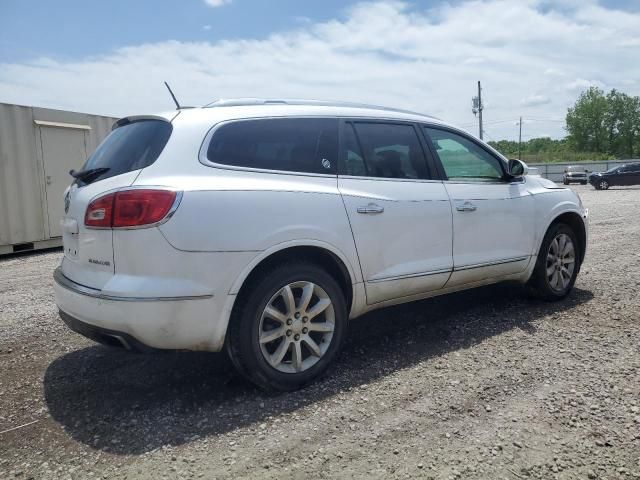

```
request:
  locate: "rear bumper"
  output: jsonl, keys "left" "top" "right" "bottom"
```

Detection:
{"left": 53, "top": 267, "right": 230, "bottom": 352}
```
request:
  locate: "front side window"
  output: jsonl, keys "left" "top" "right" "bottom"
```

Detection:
{"left": 206, "top": 118, "right": 338, "bottom": 174}
{"left": 424, "top": 127, "right": 505, "bottom": 182}
{"left": 342, "top": 122, "right": 429, "bottom": 179}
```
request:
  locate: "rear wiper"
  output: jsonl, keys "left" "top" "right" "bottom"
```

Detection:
{"left": 69, "top": 167, "right": 110, "bottom": 182}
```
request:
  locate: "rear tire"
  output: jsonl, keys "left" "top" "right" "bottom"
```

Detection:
{"left": 581, "top": 181, "right": 587, "bottom": 185}
{"left": 226, "top": 261, "right": 347, "bottom": 391}
{"left": 527, "top": 223, "right": 580, "bottom": 301}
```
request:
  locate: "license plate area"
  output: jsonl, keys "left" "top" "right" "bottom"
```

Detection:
{"left": 61, "top": 217, "right": 80, "bottom": 259}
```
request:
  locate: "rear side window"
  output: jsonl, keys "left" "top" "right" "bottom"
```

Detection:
{"left": 342, "top": 122, "right": 430, "bottom": 179}
{"left": 206, "top": 118, "right": 338, "bottom": 174}
{"left": 80, "top": 120, "right": 172, "bottom": 185}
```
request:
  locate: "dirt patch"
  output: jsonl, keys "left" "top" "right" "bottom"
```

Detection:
{"left": 1, "top": 185, "right": 639, "bottom": 479}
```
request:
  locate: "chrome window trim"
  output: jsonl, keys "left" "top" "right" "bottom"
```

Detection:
{"left": 54, "top": 267, "right": 213, "bottom": 302}
{"left": 198, "top": 116, "right": 340, "bottom": 178}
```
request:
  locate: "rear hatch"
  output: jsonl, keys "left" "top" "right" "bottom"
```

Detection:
{"left": 60, "top": 117, "right": 173, "bottom": 290}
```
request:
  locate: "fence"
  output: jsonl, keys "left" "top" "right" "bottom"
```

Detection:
{"left": 527, "top": 159, "right": 638, "bottom": 183}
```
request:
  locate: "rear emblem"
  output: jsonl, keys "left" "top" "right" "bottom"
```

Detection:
{"left": 321, "top": 158, "right": 331, "bottom": 170}
{"left": 64, "top": 191, "right": 70, "bottom": 214}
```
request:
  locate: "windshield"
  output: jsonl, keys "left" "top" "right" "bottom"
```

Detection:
{"left": 77, "top": 119, "right": 172, "bottom": 185}
{"left": 605, "top": 166, "right": 619, "bottom": 173}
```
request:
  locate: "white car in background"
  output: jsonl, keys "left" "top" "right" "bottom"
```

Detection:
{"left": 54, "top": 99, "right": 588, "bottom": 391}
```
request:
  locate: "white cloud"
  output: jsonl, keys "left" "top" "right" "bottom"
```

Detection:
{"left": 521, "top": 94, "right": 551, "bottom": 107}
{"left": 202, "top": 25, "right": 212, "bottom": 31}
{"left": 1, "top": 0, "right": 639, "bottom": 140}
{"left": 204, "top": 0, "right": 231, "bottom": 7}
{"left": 566, "top": 78, "right": 606, "bottom": 91}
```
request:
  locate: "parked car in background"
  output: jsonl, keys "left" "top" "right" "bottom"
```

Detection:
{"left": 53, "top": 99, "right": 589, "bottom": 391}
{"left": 563, "top": 165, "right": 589, "bottom": 185}
{"left": 588, "top": 163, "right": 640, "bottom": 190}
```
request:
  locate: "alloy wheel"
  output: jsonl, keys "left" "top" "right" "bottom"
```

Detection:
{"left": 546, "top": 233, "right": 576, "bottom": 292}
{"left": 258, "top": 281, "right": 335, "bottom": 373}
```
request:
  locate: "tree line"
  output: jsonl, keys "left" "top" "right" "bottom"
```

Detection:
{"left": 488, "top": 87, "right": 640, "bottom": 163}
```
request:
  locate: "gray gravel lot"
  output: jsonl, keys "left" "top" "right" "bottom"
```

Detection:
{"left": 1, "top": 184, "right": 639, "bottom": 479}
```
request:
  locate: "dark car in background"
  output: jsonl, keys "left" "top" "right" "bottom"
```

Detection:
{"left": 563, "top": 165, "right": 589, "bottom": 185}
{"left": 588, "top": 163, "right": 640, "bottom": 190}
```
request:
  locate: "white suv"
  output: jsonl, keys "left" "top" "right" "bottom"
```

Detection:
{"left": 54, "top": 99, "right": 588, "bottom": 390}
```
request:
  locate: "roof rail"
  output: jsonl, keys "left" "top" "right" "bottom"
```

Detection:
{"left": 203, "top": 98, "right": 437, "bottom": 119}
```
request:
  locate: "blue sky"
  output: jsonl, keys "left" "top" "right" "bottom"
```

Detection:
{"left": 0, "top": 0, "right": 354, "bottom": 62}
{"left": 1, "top": 0, "right": 639, "bottom": 140}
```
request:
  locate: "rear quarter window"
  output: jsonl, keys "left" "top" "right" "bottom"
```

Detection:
{"left": 79, "top": 119, "right": 172, "bottom": 185}
{"left": 206, "top": 118, "right": 338, "bottom": 174}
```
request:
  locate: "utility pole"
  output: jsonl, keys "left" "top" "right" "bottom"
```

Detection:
{"left": 518, "top": 116, "right": 523, "bottom": 160}
{"left": 471, "top": 81, "right": 484, "bottom": 140}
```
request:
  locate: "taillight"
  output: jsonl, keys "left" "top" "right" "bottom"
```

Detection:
{"left": 85, "top": 190, "right": 178, "bottom": 228}
{"left": 85, "top": 193, "right": 115, "bottom": 227}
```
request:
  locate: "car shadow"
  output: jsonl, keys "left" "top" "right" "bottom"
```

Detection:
{"left": 43, "top": 283, "right": 593, "bottom": 455}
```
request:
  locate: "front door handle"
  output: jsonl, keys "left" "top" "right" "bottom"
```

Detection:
{"left": 357, "top": 203, "right": 384, "bottom": 214}
{"left": 456, "top": 201, "right": 477, "bottom": 212}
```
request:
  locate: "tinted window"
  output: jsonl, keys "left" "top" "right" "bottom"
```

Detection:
{"left": 341, "top": 124, "right": 368, "bottom": 176}
{"left": 346, "top": 123, "right": 429, "bottom": 179}
{"left": 630, "top": 164, "right": 640, "bottom": 172}
{"left": 207, "top": 118, "right": 338, "bottom": 174}
{"left": 424, "top": 127, "right": 504, "bottom": 182}
{"left": 80, "top": 120, "right": 172, "bottom": 185}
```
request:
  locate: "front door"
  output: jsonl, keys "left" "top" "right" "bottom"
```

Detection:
{"left": 39, "top": 125, "right": 88, "bottom": 237}
{"left": 338, "top": 121, "right": 453, "bottom": 305}
{"left": 423, "top": 126, "right": 535, "bottom": 286}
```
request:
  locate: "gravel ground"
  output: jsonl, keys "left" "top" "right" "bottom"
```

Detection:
{"left": 1, "top": 184, "right": 639, "bottom": 480}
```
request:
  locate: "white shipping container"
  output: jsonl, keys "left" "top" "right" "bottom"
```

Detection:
{"left": 0, "top": 103, "right": 116, "bottom": 255}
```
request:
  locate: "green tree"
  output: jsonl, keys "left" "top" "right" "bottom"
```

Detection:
{"left": 566, "top": 87, "right": 609, "bottom": 153}
{"left": 605, "top": 89, "right": 640, "bottom": 158}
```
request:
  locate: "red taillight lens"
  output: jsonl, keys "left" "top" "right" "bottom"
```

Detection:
{"left": 113, "top": 190, "right": 177, "bottom": 227}
{"left": 85, "top": 193, "right": 115, "bottom": 227}
{"left": 85, "top": 190, "right": 177, "bottom": 228}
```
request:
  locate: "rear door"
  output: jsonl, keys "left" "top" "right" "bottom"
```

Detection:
{"left": 60, "top": 118, "right": 173, "bottom": 289}
{"left": 338, "top": 120, "right": 453, "bottom": 305}
{"left": 422, "top": 126, "right": 534, "bottom": 286}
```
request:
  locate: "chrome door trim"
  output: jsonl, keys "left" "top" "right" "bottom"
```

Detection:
{"left": 454, "top": 256, "right": 529, "bottom": 272}
{"left": 368, "top": 268, "right": 452, "bottom": 284}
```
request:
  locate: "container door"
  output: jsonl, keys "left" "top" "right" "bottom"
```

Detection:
{"left": 39, "top": 125, "right": 89, "bottom": 237}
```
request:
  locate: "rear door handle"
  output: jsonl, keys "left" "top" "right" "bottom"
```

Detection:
{"left": 357, "top": 203, "right": 384, "bottom": 214}
{"left": 456, "top": 201, "right": 477, "bottom": 212}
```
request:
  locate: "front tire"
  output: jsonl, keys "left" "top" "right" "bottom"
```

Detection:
{"left": 598, "top": 179, "right": 609, "bottom": 190}
{"left": 226, "top": 261, "right": 347, "bottom": 391}
{"left": 528, "top": 223, "right": 580, "bottom": 301}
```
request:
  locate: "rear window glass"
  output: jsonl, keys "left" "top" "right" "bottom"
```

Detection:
{"left": 206, "top": 118, "right": 338, "bottom": 174}
{"left": 79, "top": 119, "right": 172, "bottom": 184}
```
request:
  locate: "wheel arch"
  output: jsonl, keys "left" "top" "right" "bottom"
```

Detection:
{"left": 229, "top": 241, "right": 357, "bottom": 314}
{"left": 543, "top": 211, "right": 587, "bottom": 265}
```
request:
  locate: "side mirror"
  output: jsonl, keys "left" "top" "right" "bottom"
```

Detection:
{"left": 507, "top": 158, "right": 528, "bottom": 178}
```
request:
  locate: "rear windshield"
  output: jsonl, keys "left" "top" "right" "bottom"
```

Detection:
{"left": 78, "top": 119, "right": 172, "bottom": 185}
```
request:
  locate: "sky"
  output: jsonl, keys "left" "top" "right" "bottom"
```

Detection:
{"left": 1, "top": 0, "right": 639, "bottom": 141}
